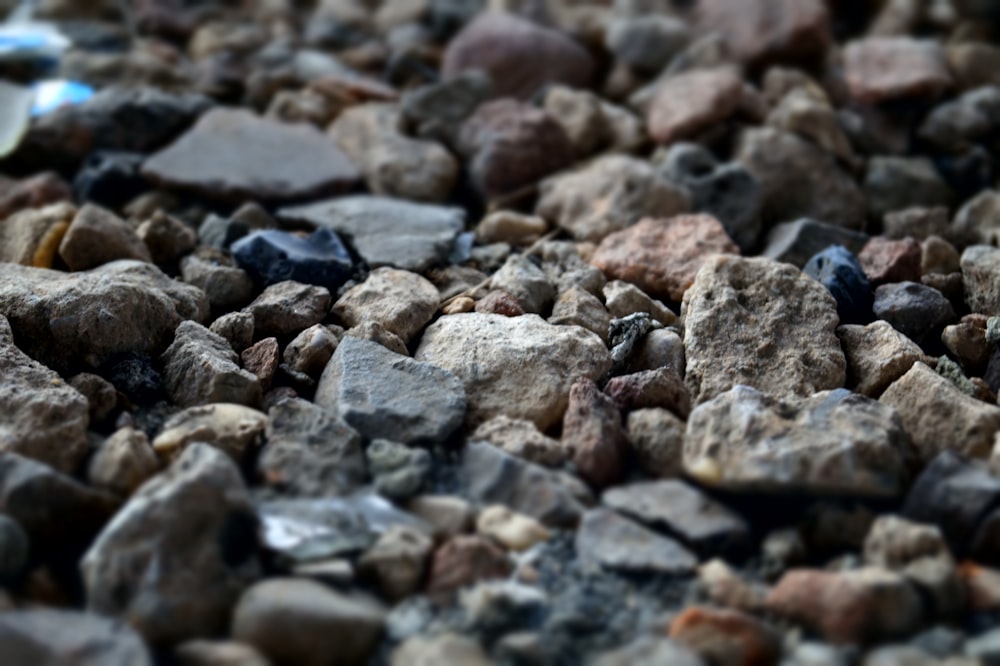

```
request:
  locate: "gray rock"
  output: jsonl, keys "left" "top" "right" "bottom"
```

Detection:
{"left": 685, "top": 386, "right": 912, "bottom": 497}
{"left": 161, "top": 321, "right": 262, "bottom": 408}
{"left": 470, "top": 416, "right": 567, "bottom": 467}
{"left": 181, "top": 255, "right": 255, "bottom": 312}
{"left": 316, "top": 337, "right": 465, "bottom": 446}
{"left": 69, "top": 372, "right": 117, "bottom": 423}
{"left": 681, "top": 255, "right": 846, "bottom": 404}
{"left": 0, "top": 314, "right": 89, "bottom": 474}
{"left": 0, "top": 260, "right": 208, "bottom": 371}
{"left": 575, "top": 508, "right": 698, "bottom": 574}
{"left": 242, "top": 280, "right": 331, "bottom": 340}
{"left": 919, "top": 85, "right": 1000, "bottom": 151}
{"left": 626, "top": 408, "right": 686, "bottom": 478}
{"left": 152, "top": 403, "right": 268, "bottom": 464}
{"left": 280, "top": 196, "right": 465, "bottom": 272}
{"left": 864, "top": 156, "right": 953, "bottom": 223}
{"left": 260, "top": 397, "right": 364, "bottom": 497}
{"left": 332, "top": 268, "right": 439, "bottom": 345}
{"left": 0, "top": 609, "right": 152, "bottom": 666}
{"left": 57, "top": 203, "right": 152, "bottom": 271}
{"left": 82, "top": 444, "right": 261, "bottom": 646}
{"left": 401, "top": 71, "right": 492, "bottom": 149}
{"left": 606, "top": 15, "right": 689, "bottom": 72}
{"left": 367, "top": 439, "right": 432, "bottom": 501}
{"left": 136, "top": 210, "right": 198, "bottom": 266}
{"left": 962, "top": 245, "right": 1000, "bottom": 316}
{"left": 415, "top": 313, "right": 612, "bottom": 430}
{"left": 462, "top": 440, "right": 590, "bottom": 527}
{"left": 761, "top": 218, "right": 870, "bottom": 268}
{"left": 873, "top": 282, "right": 955, "bottom": 345}
{"left": 489, "top": 254, "right": 556, "bottom": 315}
{"left": 232, "top": 578, "right": 386, "bottom": 666}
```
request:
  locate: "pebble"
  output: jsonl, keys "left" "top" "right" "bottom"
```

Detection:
{"left": 603, "top": 367, "right": 691, "bottom": 418}
{"left": 0, "top": 514, "right": 29, "bottom": 585}
{"left": 685, "top": 386, "right": 911, "bottom": 497}
{"left": 884, "top": 207, "right": 950, "bottom": 241}
{"left": 0, "top": 609, "right": 152, "bottom": 666}
{"left": 242, "top": 281, "right": 331, "bottom": 340}
{"left": 873, "top": 282, "right": 955, "bottom": 346}
{"left": 668, "top": 606, "right": 781, "bottom": 666}
{"left": 333, "top": 267, "right": 438, "bottom": 345}
{"left": 416, "top": 313, "right": 611, "bottom": 430}
{"left": 357, "top": 526, "right": 434, "bottom": 601}
{"left": 694, "top": 0, "right": 831, "bottom": 67}
{"left": 230, "top": 228, "right": 354, "bottom": 292}
{"left": 647, "top": 67, "right": 744, "bottom": 145}
{"left": 922, "top": 235, "right": 962, "bottom": 275}
{"left": 476, "top": 505, "right": 551, "bottom": 552}
{"left": 603, "top": 280, "right": 677, "bottom": 327}
{"left": 804, "top": 245, "right": 874, "bottom": 325}
{"left": 241, "top": 337, "right": 280, "bottom": 391}
{"left": 489, "top": 254, "right": 556, "bottom": 315}
{"left": 282, "top": 325, "right": 339, "bottom": 379}
{"left": 682, "top": 256, "right": 846, "bottom": 404}
{"left": 626, "top": 408, "right": 686, "bottom": 478}
{"left": 562, "top": 379, "right": 628, "bottom": 489}
{"left": 575, "top": 508, "right": 697, "bottom": 575}
{"left": 425, "top": 535, "right": 513, "bottom": 602}
{"left": 606, "top": 15, "right": 689, "bottom": 74}
{"left": 952, "top": 190, "right": 1000, "bottom": 248}
{"left": 57, "top": 203, "right": 152, "bottom": 270}
{"left": 152, "top": 402, "right": 268, "bottom": 465}
{"left": 475, "top": 210, "right": 549, "bottom": 247}
{"left": 136, "top": 210, "right": 198, "bottom": 266}
{"left": 767, "top": 87, "right": 857, "bottom": 166}
{"left": 161, "top": 321, "right": 262, "bottom": 408}
{"left": 231, "top": 578, "right": 385, "bottom": 666}
{"left": 407, "top": 495, "right": 474, "bottom": 541}
{"left": 762, "top": 218, "right": 870, "bottom": 268}
{"left": 844, "top": 37, "right": 953, "bottom": 104}
{"left": 864, "top": 157, "right": 953, "bottom": 225}
{"left": 72, "top": 150, "right": 146, "bottom": 209}
{"left": 470, "top": 415, "right": 567, "bottom": 467}
{"left": 180, "top": 254, "right": 255, "bottom": 312}
{"left": 367, "top": 439, "right": 432, "bottom": 500}
{"left": 0, "top": 202, "right": 74, "bottom": 268}
{"left": 343, "top": 321, "right": 410, "bottom": 356}
{"left": 209, "top": 311, "right": 255, "bottom": 354}
{"left": 549, "top": 286, "right": 612, "bottom": 343}
{"left": 837, "top": 320, "right": 925, "bottom": 398}
{"left": 401, "top": 71, "right": 492, "bottom": 149}
{"left": 392, "top": 633, "right": 491, "bottom": 666}
{"left": 142, "top": 108, "right": 360, "bottom": 203}
{"left": 942, "top": 319, "right": 991, "bottom": 372}
{"left": 0, "top": 171, "right": 72, "bottom": 220}
{"left": 88, "top": 426, "right": 160, "bottom": 497}
{"left": 859, "top": 237, "right": 924, "bottom": 287}
{"left": 82, "top": 444, "right": 260, "bottom": 646}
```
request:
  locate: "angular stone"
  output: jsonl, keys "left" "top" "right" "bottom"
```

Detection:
{"left": 231, "top": 228, "right": 354, "bottom": 292}
{"left": 576, "top": 508, "right": 697, "bottom": 575}
{"left": 647, "top": 67, "right": 744, "bottom": 145}
{"left": 767, "top": 87, "right": 856, "bottom": 165}
{"left": 626, "top": 408, "right": 686, "bottom": 479}
{"left": 837, "top": 320, "right": 924, "bottom": 398}
{"left": 873, "top": 282, "right": 955, "bottom": 345}
{"left": 604, "top": 367, "right": 691, "bottom": 419}
{"left": 161, "top": 321, "right": 262, "bottom": 408}
{"left": 82, "top": 444, "right": 261, "bottom": 646}
{"left": 69, "top": 372, "right": 117, "bottom": 423}
{"left": 603, "top": 280, "right": 677, "bottom": 327}
{"left": 283, "top": 325, "right": 340, "bottom": 379}
{"left": 0, "top": 201, "right": 74, "bottom": 267}
{"left": 549, "top": 286, "right": 612, "bottom": 343}
{"left": 694, "top": 0, "right": 831, "bottom": 67}
{"left": 880, "top": 362, "right": 1000, "bottom": 463}
{"left": 476, "top": 505, "right": 551, "bottom": 552}
{"left": 685, "top": 386, "right": 911, "bottom": 497}
{"left": 316, "top": 337, "right": 466, "bottom": 446}
{"left": 58, "top": 204, "right": 151, "bottom": 271}
{"left": 142, "top": 108, "right": 360, "bottom": 203}
{"left": 415, "top": 313, "right": 611, "bottom": 430}
{"left": 242, "top": 281, "right": 331, "bottom": 340}
{"left": 864, "top": 157, "right": 953, "bottom": 225}
{"left": 0, "top": 260, "right": 208, "bottom": 371}
{"left": 334, "top": 268, "right": 440, "bottom": 345}
{"left": 682, "top": 255, "right": 845, "bottom": 404}
{"left": 180, "top": 255, "right": 255, "bottom": 312}
{"left": 280, "top": 196, "right": 465, "bottom": 273}
{"left": 0, "top": 609, "right": 152, "bottom": 666}
{"left": 844, "top": 37, "right": 953, "bottom": 104}
{"left": 860, "top": 237, "right": 923, "bottom": 287}
{"left": 804, "top": 245, "right": 874, "bottom": 325}
{"left": 562, "top": 379, "right": 627, "bottom": 489}
{"left": 136, "top": 210, "right": 197, "bottom": 266}
{"left": 209, "top": 312, "right": 255, "bottom": 354}
{"left": 489, "top": 254, "right": 556, "bottom": 315}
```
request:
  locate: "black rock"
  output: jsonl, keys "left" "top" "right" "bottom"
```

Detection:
{"left": 72, "top": 151, "right": 148, "bottom": 208}
{"left": 873, "top": 281, "right": 955, "bottom": 346}
{"left": 804, "top": 245, "right": 874, "bottom": 325}
{"left": 0, "top": 514, "right": 29, "bottom": 585}
{"left": 762, "top": 218, "right": 870, "bottom": 268}
{"left": 231, "top": 228, "right": 354, "bottom": 291}
{"left": 103, "top": 352, "right": 165, "bottom": 407}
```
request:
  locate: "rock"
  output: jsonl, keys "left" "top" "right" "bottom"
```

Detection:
{"left": 161, "top": 321, "right": 262, "bottom": 408}
{"left": 470, "top": 416, "right": 567, "bottom": 467}
{"left": 232, "top": 578, "right": 385, "bottom": 666}
{"left": 873, "top": 282, "right": 955, "bottom": 346}
{"left": 884, "top": 207, "right": 950, "bottom": 241}
{"left": 542, "top": 86, "right": 617, "bottom": 157}
{"left": 316, "top": 337, "right": 465, "bottom": 446}
{"left": 401, "top": 71, "right": 492, "bottom": 149}
{"left": 685, "top": 386, "right": 911, "bottom": 497}
{"left": 942, "top": 318, "right": 990, "bottom": 372}
{"left": 860, "top": 237, "right": 924, "bottom": 287}
{"left": 778, "top": 570, "right": 925, "bottom": 650}
{"left": 962, "top": 245, "right": 1000, "bottom": 316}
{"left": 863, "top": 515, "right": 951, "bottom": 568}
{"left": 462, "top": 440, "right": 590, "bottom": 527}
{"left": 199, "top": 204, "right": 274, "bottom": 251}
{"left": 152, "top": 403, "right": 267, "bottom": 465}
{"left": 952, "top": 190, "right": 1000, "bottom": 248}
{"left": 416, "top": 313, "right": 611, "bottom": 430}
{"left": 82, "top": 444, "right": 260, "bottom": 646}
{"left": 392, "top": 633, "right": 491, "bottom": 666}
{"left": 475, "top": 210, "right": 549, "bottom": 246}
{"left": 425, "top": 535, "right": 512, "bottom": 602}
{"left": 407, "top": 495, "right": 474, "bottom": 540}
{"left": 0, "top": 171, "right": 71, "bottom": 221}
{"left": 549, "top": 286, "right": 612, "bottom": 343}
{"left": 136, "top": 210, "right": 198, "bottom": 267}
{"left": 476, "top": 505, "right": 551, "bottom": 552}
{"left": 736, "top": 128, "right": 866, "bottom": 230}
{"left": 0, "top": 260, "right": 208, "bottom": 371}
{"left": 57, "top": 203, "right": 151, "bottom": 271}
{"left": 0, "top": 202, "right": 74, "bottom": 267}
{"left": 682, "top": 255, "right": 846, "bottom": 404}
{"left": 607, "top": 15, "right": 689, "bottom": 73}
{"left": 962, "top": 562, "right": 1000, "bottom": 612}
{"left": 647, "top": 67, "right": 744, "bottom": 145}
{"left": 259, "top": 397, "right": 363, "bottom": 496}
{"left": 536, "top": 154, "right": 691, "bottom": 242}
{"left": 280, "top": 196, "right": 465, "bottom": 273}
{"left": 881, "top": 362, "right": 1000, "bottom": 463}
{"left": 368, "top": 440, "right": 432, "bottom": 501}
{"left": 344, "top": 321, "right": 409, "bottom": 356}
{"left": 88, "top": 427, "right": 160, "bottom": 497}
{"left": 475, "top": 290, "right": 525, "bottom": 317}
{"left": 241, "top": 338, "right": 279, "bottom": 391}
{"left": 283, "top": 324, "right": 340, "bottom": 378}
{"left": 0, "top": 609, "right": 152, "bottom": 666}
{"left": 458, "top": 99, "right": 574, "bottom": 199}
{"left": 804, "top": 246, "right": 874, "bottom": 325}
{"left": 626, "top": 408, "right": 686, "bottom": 478}
{"left": 231, "top": 228, "right": 354, "bottom": 292}
{"left": 604, "top": 367, "right": 691, "bottom": 418}
{"left": 243, "top": 281, "right": 332, "bottom": 340}
{"left": 357, "top": 526, "right": 434, "bottom": 601}
{"left": 694, "top": 0, "right": 831, "bottom": 67}
{"left": 844, "top": 37, "right": 953, "bottom": 104}
{"left": 441, "top": 12, "right": 594, "bottom": 99}
{"left": 142, "top": 108, "right": 360, "bottom": 203}
{"left": 209, "top": 312, "right": 255, "bottom": 354}
{"left": 562, "top": 379, "right": 628, "bottom": 489}
{"left": 767, "top": 87, "right": 856, "bottom": 165}
{"left": 104, "top": 352, "right": 167, "bottom": 406}
{"left": 333, "top": 268, "right": 438, "bottom": 345}
{"left": 668, "top": 606, "right": 781, "bottom": 666}
{"left": 592, "top": 636, "right": 704, "bottom": 666}
{"left": 180, "top": 255, "right": 255, "bottom": 312}
{"left": 923, "top": 235, "right": 962, "bottom": 276}
{"left": 173, "top": 640, "right": 270, "bottom": 666}
{"left": 837, "top": 321, "right": 925, "bottom": 398}
{"left": 489, "top": 254, "right": 556, "bottom": 315}
{"left": 591, "top": 215, "right": 739, "bottom": 303}
{"left": 330, "top": 102, "right": 457, "bottom": 202}
{"left": 0, "top": 315, "right": 90, "bottom": 474}
{"left": 0, "top": 513, "right": 28, "bottom": 584}
{"left": 603, "top": 280, "right": 677, "bottom": 327}
{"left": 762, "top": 218, "right": 870, "bottom": 268}
{"left": 69, "top": 372, "right": 117, "bottom": 423}
{"left": 575, "top": 508, "right": 698, "bottom": 575}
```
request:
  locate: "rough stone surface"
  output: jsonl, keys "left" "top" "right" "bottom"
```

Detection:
{"left": 161, "top": 321, "right": 262, "bottom": 408}
{"left": 88, "top": 427, "right": 160, "bottom": 497}
{"left": 762, "top": 218, "right": 870, "bottom": 268}
{"left": 152, "top": 403, "right": 268, "bottom": 464}
{"left": 332, "top": 268, "right": 438, "bottom": 344}
{"left": 180, "top": 255, "right": 255, "bottom": 312}
{"left": 562, "top": 379, "right": 628, "bottom": 489}
{"left": 576, "top": 508, "right": 698, "bottom": 575}
{"left": 860, "top": 237, "right": 924, "bottom": 287}
{"left": 283, "top": 324, "right": 339, "bottom": 379}
{"left": 603, "top": 368, "right": 691, "bottom": 419}
{"left": 242, "top": 281, "right": 331, "bottom": 340}
{"left": 873, "top": 281, "right": 956, "bottom": 345}
{"left": 417, "top": 314, "right": 611, "bottom": 430}
{"left": 668, "top": 606, "right": 781, "bottom": 666}
{"left": 647, "top": 67, "right": 744, "bottom": 145}
{"left": 626, "top": 408, "right": 686, "bottom": 479}
{"left": 0, "top": 202, "right": 75, "bottom": 267}
{"left": 837, "top": 321, "right": 925, "bottom": 398}
{"left": 681, "top": 256, "right": 846, "bottom": 404}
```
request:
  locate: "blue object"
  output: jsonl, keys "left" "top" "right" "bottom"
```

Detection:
{"left": 804, "top": 245, "right": 873, "bottom": 325}
{"left": 31, "top": 80, "right": 94, "bottom": 116}
{"left": 231, "top": 228, "right": 355, "bottom": 290}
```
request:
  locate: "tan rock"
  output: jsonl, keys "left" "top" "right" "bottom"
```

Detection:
{"left": 669, "top": 606, "right": 781, "bottom": 666}
{"left": 88, "top": 427, "right": 160, "bottom": 497}
{"left": 837, "top": 320, "right": 924, "bottom": 398}
{"left": 153, "top": 403, "right": 268, "bottom": 464}
{"left": 476, "top": 505, "right": 551, "bottom": 551}
{"left": 0, "top": 202, "right": 74, "bottom": 267}
{"left": 357, "top": 526, "right": 433, "bottom": 601}
{"left": 626, "top": 408, "right": 686, "bottom": 478}
{"left": 333, "top": 267, "right": 439, "bottom": 344}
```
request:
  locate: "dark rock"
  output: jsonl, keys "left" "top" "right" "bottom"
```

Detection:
{"left": 231, "top": 228, "right": 354, "bottom": 292}
{"left": 873, "top": 281, "right": 955, "bottom": 345}
{"left": 58, "top": 204, "right": 153, "bottom": 271}
{"left": 576, "top": 508, "right": 697, "bottom": 575}
{"left": 562, "top": 379, "right": 628, "bottom": 490}
{"left": 402, "top": 70, "right": 492, "bottom": 148}
{"left": 804, "top": 245, "right": 874, "bottom": 325}
{"left": 73, "top": 151, "right": 147, "bottom": 208}
{"left": 761, "top": 218, "right": 871, "bottom": 268}
{"left": 864, "top": 157, "right": 953, "bottom": 224}
{"left": 242, "top": 281, "right": 331, "bottom": 340}
{"left": 160, "top": 321, "right": 262, "bottom": 408}
{"left": 103, "top": 352, "right": 165, "bottom": 406}
{"left": 0, "top": 609, "right": 152, "bottom": 666}
{"left": 0, "top": 514, "right": 29, "bottom": 584}
{"left": 180, "top": 254, "right": 255, "bottom": 312}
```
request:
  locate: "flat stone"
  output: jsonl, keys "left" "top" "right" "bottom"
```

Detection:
{"left": 230, "top": 228, "right": 354, "bottom": 292}
{"left": 576, "top": 508, "right": 697, "bottom": 575}
{"left": 58, "top": 204, "right": 151, "bottom": 271}
{"left": 837, "top": 320, "right": 925, "bottom": 398}
{"left": 415, "top": 313, "right": 611, "bottom": 430}
{"left": 332, "top": 268, "right": 439, "bottom": 345}
{"left": 694, "top": 0, "right": 831, "bottom": 67}
{"left": 280, "top": 196, "right": 465, "bottom": 273}
{"left": 82, "top": 444, "right": 261, "bottom": 646}
{"left": 844, "top": 37, "right": 953, "bottom": 104}
{"left": 0, "top": 260, "right": 208, "bottom": 371}
{"left": 681, "top": 255, "right": 846, "bottom": 404}
{"left": 152, "top": 403, "right": 268, "bottom": 464}
{"left": 880, "top": 362, "right": 1000, "bottom": 463}
{"left": 142, "top": 108, "right": 360, "bottom": 203}
{"left": 160, "top": 321, "right": 262, "bottom": 408}
{"left": 762, "top": 218, "right": 870, "bottom": 268}
{"left": 647, "top": 67, "right": 744, "bottom": 145}
{"left": 0, "top": 609, "right": 152, "bottom": 666}
{"left": 316, "top": 337, "right": 466, "bottom": 446}
{"left": 232, "top": 578, "right": 385, "bottom": 666}
{"left": 684, "top": 386, "right": 911, "bottom": 497}
{"left": 242, "top": 281, "right": 332, "bottom": 340}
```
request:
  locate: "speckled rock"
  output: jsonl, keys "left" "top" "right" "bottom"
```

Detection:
{"left": 647, "top": 67, "right": 744, "bottom": 145}
{"left": 160, "top": 321, "right": 262, "bottom": 408}
{"left": 860, "top": 237, "right": 923, "bottom": 287}
{"left": 333, "top": 268, "right": 438, "bottom": 345}
{"left": 549, "top": 286, "right": 612, "bottom": 343}
{"left": 603, "top": 280, "right": 677, "bottom": 327}
{"left": 962, "top": 245, "right": 1000, "bottom": 316}
{"left": 242, "top": 281, "right": 331, "bottom": 340}
{"left": 681, "top": 256, "right": 846, "bottom": 404}
{"left": 416, "top": 313, "right": 612, "bottom": 430}
{"left": 136, "top": 210, "right": 197, "bottom": 266}
{"left": 487, "top": 254, "right": 555, "bottom": 315}
{"left": 837, "top": 321, "right": 925, "bottom": 398}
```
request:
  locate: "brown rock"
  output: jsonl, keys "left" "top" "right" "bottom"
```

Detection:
{"left": 837, "top": 320, "right": 924, "bottom": 398}
{"left": 603, "top": 368, "right": 691, "bottom": 419}
{"left": 442, "top": 13, "right": 594, "bottom": 100}
{"left": 626, "top": 408, "right": 685, "bottom": 478}
{"left": 0, "top": 171, "right": 72, "bottom": 220}
{"left": 591, "top": 215, "right": 739, "bottom": 302}
{"left": 844, "top": 37, "right": 953, "bottom": 104}
{"left": 562, "top": 379, "right": 627, "bottom": 489}
{"left": 58, "top": 204, "right": 152, "bottom": 271}
{"left": 859, "top": 237, "right": 923, "bottom": 287}
{"left": 475, "top": 290, "right": 525, "bottom": 317}
{"left": 695, "top": 0, "right": 832, "bottom": 67}
{"left": 669, "top": 606, "right": 781, "bottom": 666}
{"left": 647, "top": 67, "right": 744, "bottom": 145}
{"left": 425, "top": 535, "right": 512, "bottom": 602}
{"left": 960, "top": 562, "right": 1000, "bottom": 612}
{"left": 0, "top": 202, "right": 74, "bottom": 267}
{"left": 241, "top": 338, "right": 279, "bottom": 391}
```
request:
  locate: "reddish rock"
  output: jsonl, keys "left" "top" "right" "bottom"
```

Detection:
{"left": 859, "top": 237, "right": 923, "bottom": 286}
{"left": 475, "top": 290, "right": 525, "bottom": 317}
{"left": 695, "top": 0, "right": 832, "bottom": 68}
{"left": 241, "top": 337, "right": 280, "bottom": 391}
{"left": 959, "top": 562, "right": 1000, "bottom": 612}
{"left": 844, "top": 37, "right": 953, "bottom": 104}
{"left": 647, "top": 67, "right": 744, "bottom": 145}
{"left": 0, "top": 172, "right": 72, "bottom": 220}
{"left": 442, "top": 13, "right": 594, "bottom": 100}
{"left": 459, "top": 99, "right": 575, "bottom": 199}
{"left": 603, "top": 368, "right": 691, "bottom": 419}
{"left": 562, "top": 379, "right": 627, "bottom": 489}
{"left": 668, "top": 606, "right": 781, "bottom": 666}
{"left": 766, "top": 567, "right": 923, "bottom": 644}
{"left": 591, "top": 215, "right": 739, "bottom": 302}
{"left": 425, "top": 535, "right": 512, "bottom": 602}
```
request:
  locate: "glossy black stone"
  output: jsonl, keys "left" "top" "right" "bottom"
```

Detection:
{"left": 230, "top": 228, "right": 354, "bottom": 290}
{"left": 804, "top": 245, "right": 873, "bottom": 325}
